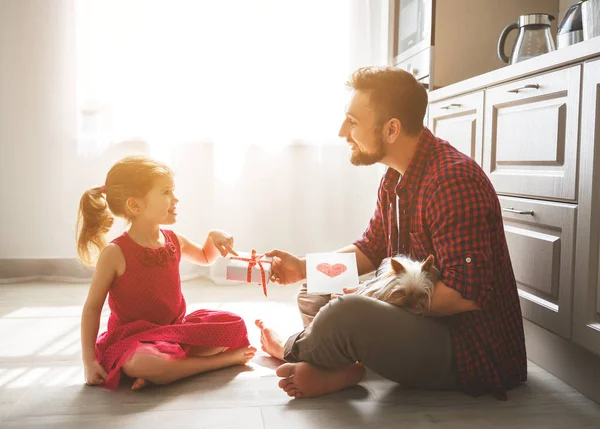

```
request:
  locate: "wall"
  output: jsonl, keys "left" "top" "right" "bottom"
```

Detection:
{"left": 0, "top": 0, "right": 79, "bottom": 259}
{"left": 0, "top": 0, "right": 384, "bottom": 280}
{"left": 0, "top": 0, "right": 153, "bottom": 261}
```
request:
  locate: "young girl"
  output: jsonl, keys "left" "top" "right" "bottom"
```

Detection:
{"left": 77, "top": 155, "right": 256, "bottom": 391}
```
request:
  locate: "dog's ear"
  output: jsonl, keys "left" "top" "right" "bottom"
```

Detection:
{"left": 421, "top": 254, "right": 435, "bottom": 272}
{"left": 390, "top": 258, "right": 406, "bottom": 275}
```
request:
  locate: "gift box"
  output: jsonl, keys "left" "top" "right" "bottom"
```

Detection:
{"left": 226, "top": 250, "right": 273, "bottom": 296}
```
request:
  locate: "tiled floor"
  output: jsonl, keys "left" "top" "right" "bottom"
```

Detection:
{"left": 1, "top": 280, "right": 599, "bottom": 428}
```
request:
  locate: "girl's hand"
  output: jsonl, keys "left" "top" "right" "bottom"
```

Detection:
{"left": 209, "top": 230, "right": 238, "bottom": 257}
{"left": 84, "top": 359, "right": 108, "bottom": 386}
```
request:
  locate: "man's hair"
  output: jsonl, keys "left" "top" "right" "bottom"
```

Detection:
{"left": 347, "top": 66, "right": 428, "bottom": 136}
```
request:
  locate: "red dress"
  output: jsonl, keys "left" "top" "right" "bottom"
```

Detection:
{"left": 95, "top": 230, "right": 250, "bottom": 389}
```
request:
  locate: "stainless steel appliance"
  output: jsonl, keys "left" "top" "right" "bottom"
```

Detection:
{"left": 557, "top": 2, "right": 584, "bottom": 49}
{"left": 396, "top": 0, "right": 432, "bottom": 66}
{"left": 390, "top": 0, "right": 559, "bottom": 90}
{"left": 497, "top": 13, "right": 556, "bottom": 65}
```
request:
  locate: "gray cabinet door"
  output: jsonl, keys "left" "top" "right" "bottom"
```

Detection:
{"left": 428, "top": 91, "right": 484, "bottom": 165}
{"left": 483, "top": 66, "right": 581, "bottom": 202}
{"left": 574, "top": 59, "right": 600, "bottom": 356}
{"left": 499, "top": 196, "right": 576, "bottom": 339}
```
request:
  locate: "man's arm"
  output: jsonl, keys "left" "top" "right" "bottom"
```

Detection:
{"left": 335, "top": 244, "right": 377, "bottom": 276}
{"left": 426, "top": 280, "right": 480, "bottom": 317}
{"left": 268, "top": 176, "right": 388, "bottom": 284}
{"left": 279, "top": 245, "right": 377, "bottom": 284}
{"left": 427, "top": 170, "right": 496, "bottom": 313}
{"left": 350, "top": 176, "right": 389, "bottom": 274}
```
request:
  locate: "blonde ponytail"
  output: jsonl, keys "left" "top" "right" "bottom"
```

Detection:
{"left": 76, "top": 186, "right": 114, "bottom": 266}
{"left": 75, "top": 155, "right": 173, "bottom": 266}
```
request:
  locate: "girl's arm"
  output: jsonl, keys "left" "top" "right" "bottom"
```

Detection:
{"left": 81, "top": 244, "right": 122, "bottom": 366}
{"left": 176, "top": 230, "right": 237, "bottom": 265}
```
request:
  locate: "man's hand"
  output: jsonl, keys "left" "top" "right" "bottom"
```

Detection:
{"left": 265, "top": 249, "right": 306, "bottom": 285}
{"left": 331, "top": 286, "right": 359, "bottom": 300}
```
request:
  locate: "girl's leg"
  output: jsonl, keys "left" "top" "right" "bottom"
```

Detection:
{"left": 127, "top": 345, "right": 233, "bottom": 390}
{"left": 186, "top": 346, "right": 228, "bottom": 357}
{"left": 122, "top": 346, "right": 256, "bottom": 389}
{"left": 128, "top": 344, "right": 236, "bottom": 389}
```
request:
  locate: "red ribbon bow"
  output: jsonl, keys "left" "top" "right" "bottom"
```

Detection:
{"left": 230, "top": 249, "right": 272, "bottom": 296}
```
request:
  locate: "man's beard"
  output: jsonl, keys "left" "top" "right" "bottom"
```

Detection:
{"left": 349, "top": 133, "right": 386, "bottom": 166}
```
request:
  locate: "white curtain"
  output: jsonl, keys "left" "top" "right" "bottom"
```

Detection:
{"left": 75, "top": 0, "right": 389, "bottom": 281}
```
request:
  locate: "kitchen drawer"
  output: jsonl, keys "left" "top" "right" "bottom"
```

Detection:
{"left": 483, "top": 66, "right": 581, "bottom": 201}
{"left": 428, "top": 90, "right": 484, "bottom": 165}
{"left": 499, "top": 196, "right": 576, "bottom": 339}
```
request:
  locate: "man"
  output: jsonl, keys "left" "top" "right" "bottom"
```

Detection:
{"left": 255, "top": 66, "right": 526, "bottom": 401}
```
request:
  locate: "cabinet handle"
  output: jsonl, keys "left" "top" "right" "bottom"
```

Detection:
{"left": 440, "top": 103, "right": 462, "bottom": 110}
{"left": 503, "top": 207, "right": 534, "bottom": 216}
{"left": 507, "top": 84, "right": 540, "bottom": 94}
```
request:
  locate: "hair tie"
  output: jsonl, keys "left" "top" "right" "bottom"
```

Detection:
{"left": 100, "top": 185, "right": 106, "bottom": 194}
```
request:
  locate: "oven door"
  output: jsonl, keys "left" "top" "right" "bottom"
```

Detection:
{"left": 394, "top": 0, "right": 433, "bottom": 63}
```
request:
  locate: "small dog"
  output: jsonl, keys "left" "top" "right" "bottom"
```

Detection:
{"left": 354, "top": 254, "right": 439, "bottom": 314}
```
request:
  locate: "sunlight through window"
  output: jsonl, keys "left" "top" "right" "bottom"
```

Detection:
{"left": 75, "top": 0, "right": 385, "bottom": 163}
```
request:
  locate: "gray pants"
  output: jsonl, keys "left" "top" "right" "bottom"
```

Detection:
{"left": 284, "top": 283, "right": 458, "bottom": 390}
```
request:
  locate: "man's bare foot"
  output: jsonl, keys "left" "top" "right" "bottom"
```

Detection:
{"left": 222, "top": 346, "right": 257, "bottom": 365}
{"left": 131, "top": 377, "right": 147, "bottom": 391}
{"left": 276, "top": 362, "right": 365, "bottom": 398}
{"left": 255, "top": 319, "right": 285, "bottom": 360}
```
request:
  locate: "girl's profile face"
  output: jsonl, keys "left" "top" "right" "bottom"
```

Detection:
{"left": 139, "top": 175, "right": 179, "bottom": 225}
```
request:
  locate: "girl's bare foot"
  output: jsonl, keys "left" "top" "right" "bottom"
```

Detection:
{"left": 255, "top": 319, "right": 285, "bottom": 360}
{"left": 131, "top": 377, "right": 148, "bottom": 391}
{"left": 222, "top": 346, "right": 257, "bottom": 365}
{"left": 276, "top": 362, "right": 365, "bottom": 398}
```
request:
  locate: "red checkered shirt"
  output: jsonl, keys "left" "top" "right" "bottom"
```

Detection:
{"left": 354, "top": 127, "right": 527, "bottom": 400}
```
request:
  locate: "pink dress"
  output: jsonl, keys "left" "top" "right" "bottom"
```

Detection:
{"left": 95, "top": 230, "right": 250, "bottom": 389}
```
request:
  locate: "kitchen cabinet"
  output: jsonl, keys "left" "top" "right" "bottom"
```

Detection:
{"left": 428, "top": 90, "right": 484, "bottom": 165}
{"left": 573, "top": 58, "right": 600, "bottom": 356}
{"left": 427, "top": 37, "right": 600, "bottom": 358}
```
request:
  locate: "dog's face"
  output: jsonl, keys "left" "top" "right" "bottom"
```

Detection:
{"left": 365, "top": 255, "right": 438, "bottom": 314}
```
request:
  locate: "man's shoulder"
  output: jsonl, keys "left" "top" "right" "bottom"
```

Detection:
{"left": 423, "top": 140, "right": 493, "bottom": 192}
{"left": 431, "top": 139, "right": 484, "bottom": 177}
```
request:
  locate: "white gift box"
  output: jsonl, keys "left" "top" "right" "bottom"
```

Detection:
{"left": 226, "top": 251, "right": 273, "bottom": 290}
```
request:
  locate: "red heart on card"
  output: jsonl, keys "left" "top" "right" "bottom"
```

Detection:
{"left": 316, "top": 263, "right": 347, "bottom": 278}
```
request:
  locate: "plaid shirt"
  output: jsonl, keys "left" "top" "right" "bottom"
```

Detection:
{"left": 354, "top": 127, "right": 527, "bottom": 400}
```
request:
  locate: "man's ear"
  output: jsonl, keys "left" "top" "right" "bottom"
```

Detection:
{"left": 390, "top": 258, "right": 406, "bottom": 275}
{"left": 383, "top": 118, "right": 402, "bottom": 143}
